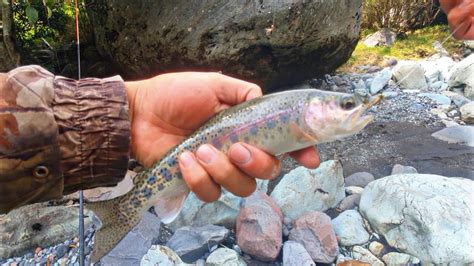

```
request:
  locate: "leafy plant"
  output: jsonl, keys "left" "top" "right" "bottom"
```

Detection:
{"left": 362, "top": 0, "right": 443, "bottom": 32}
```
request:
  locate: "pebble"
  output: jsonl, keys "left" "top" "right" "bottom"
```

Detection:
{"left": 236, "top": 192, "right": 282, "bottom": 262}
{"left": 282, "top": 241, "right": 315, "bottom": 266}
{"left": 288, "top": 211, "right": 337, "bottom": 263}
{"left": 381, "top": 91, "right": 398, "bottom": 99}
{"left": 419, "top": 93, "right": 452, "bottom": 105}
{"left": 206, "top": 247, "right": 246, "bottom": 266}
{"left": 369, "top": 68, "right": 392, "bottom": 94}
{"left": 352, "top": 246, "right": 384, "bottom": 266}
{"left": 460, "top": 101, "right": 474, "bottom": 124}
{"left": 332, "top": 210, "right": 369, "bottom": 246}
{"left": 391, "top": 164, "right": 418, "bottom": 175}
{"left": 337, "top": 194, "right": 361, "bottom": 211}
{"left": 368, "top": 241, "right": 385, "bottom": 257}
{"left": 344, "top": 172, "right": 374, "bottom": 188}
{"left": 345, "top": 186, "right": 364, "bottom": 195}
{"left": 381, "top": 252, "right": 411, "bottom": 264}
{"left": 166, "top": 224, "right": 229, "bottom": 263}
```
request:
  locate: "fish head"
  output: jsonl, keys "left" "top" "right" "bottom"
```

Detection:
{"left": 303, "top": 92, "right": 383, "bottom": 143}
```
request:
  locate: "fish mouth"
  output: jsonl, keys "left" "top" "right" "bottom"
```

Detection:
{"left": 348, "top": 94, "right": 384, "bottom": 126}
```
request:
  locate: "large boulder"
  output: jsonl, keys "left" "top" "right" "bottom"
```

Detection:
{"left": 360, "top": 174, "right": 474, "bottom": 264}
{"left": 85, "top": 0, "right": 362, "bottom": 90}
{"left": 0, "top": 204, "right": 92, "bottom": 258}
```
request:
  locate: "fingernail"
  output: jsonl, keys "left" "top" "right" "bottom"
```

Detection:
{"left": 179, "top": 152, "right": 195, "bottom": 168}
{"left": 229, "top": 143, "right": 251, "bottom": 164}
{"left": 248, "top": 91, "right": 260, "bottom": 100}
{"left": 196, "top": 144, "right": 216, "bottom": 164}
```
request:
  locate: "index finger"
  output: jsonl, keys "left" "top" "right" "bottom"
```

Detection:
{"left": 213, "top": 73, "right": 263, "bottom": 105}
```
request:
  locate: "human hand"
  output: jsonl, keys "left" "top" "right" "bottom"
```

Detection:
{"left": 125, "top": 72, "right": 320, "bottom": 202}
{"left": 440, "top": 0, "right": 474, "bottom": 40}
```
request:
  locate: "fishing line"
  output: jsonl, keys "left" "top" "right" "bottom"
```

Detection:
{"left": 392, "top": 21, "right": 466, "bottom": 89}
{"left": 73, "top": 0, "right": 85, "bottom": 265}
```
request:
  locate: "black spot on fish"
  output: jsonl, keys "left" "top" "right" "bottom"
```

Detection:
{"left": 143, "top": 187, "right": 152, "bottom": 199}
{"left": 157, "top": 183, "right": 164, "bottom": 191}
{"left": 230, "top": 133, "right": 239, "bottom": 143}
{"left": 280, "top": 113, "right": 290, "bottom": 123}
{"left": 250, "top": 126, "right": 258, "bottom": 135}
{"left": 266, "top": 119, "right": 276, "bottom": 129}
{"left": 147, "top": 175, "right": 157, "bottom": 185}
{"left": 162, "top": 169, "right": 172, "bottom": 181}
{"left": 212, "top": 139, "right": 222, "bottom": 149}
{"left": 131, "top": 197, "right": 141, "bottom": 208}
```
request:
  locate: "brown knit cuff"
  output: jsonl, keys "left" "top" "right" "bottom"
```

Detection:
{"left": 53, "top": 75, "right": 130, "bottom": 194}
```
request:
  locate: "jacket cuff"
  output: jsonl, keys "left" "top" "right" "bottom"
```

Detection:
{"left": 53, "top": 75, "right": 131, "bottom": 194}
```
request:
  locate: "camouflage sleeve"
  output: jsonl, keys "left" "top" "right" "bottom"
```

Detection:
{"left": 0, "top": 65, "right": 130, "bottom": 213}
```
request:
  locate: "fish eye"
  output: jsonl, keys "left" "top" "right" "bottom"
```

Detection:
{"left": 340, "top": 96, "right": 356, "bottom": 110}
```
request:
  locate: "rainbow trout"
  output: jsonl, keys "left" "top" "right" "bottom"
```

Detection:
{"left": 88, "top": 89, "right": 382, "bottom": 262}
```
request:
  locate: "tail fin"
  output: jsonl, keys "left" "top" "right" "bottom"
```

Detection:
{"left": 86, "top": 195, "right": 141, "bottom": 263}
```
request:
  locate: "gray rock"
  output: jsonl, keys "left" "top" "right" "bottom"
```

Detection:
{"left": 420, "top": 56, "right": 455, "bottom": 83}
{"left": 460, "top": 101, "right": 474, "bottom": 124}
{"left": 443, "top": 90, "right": 471, "bottom": 107}
{"left": 344, "top": 172, "right": 374, "bottom": 188}
{"left": 337, "top": 194, "right": 361, "bottom": 211}
{"left": 390, "top": 164, "right": 418, "bottom": 175}
{"left": 270, "top": 160, "right": 345, "bottom": 220}
{"left": 168, "top": 190, "right": 241, "bottom": 231}
{"left": 430, "top": 80, "right": 445, "bottom": 91}
{"left": 87, "top": 0, "right": 362, "bottom": 90}
{"left": 368, "top": 241, "right": 385, "bottom": 257}
{"left": 352, "top": 246, "right": 383, "bottom": 266}
{"left": 370, "top": 68, "right": 392, "bottom": 94}
{"left": 236, "top": 192, "right": 282, "bottom": 262}
{"left": 392, "top": 61, "right": 427, "bottom": 90}
{"left": 288, "top": 212, "right": 338, "bottom": 263}
{"left": 419, "top": 93, "right": 452, "bottom": 105}
{"left": 332, "top": 210, "right": 369, "bottom": 246}
{"left": 140, "top": 245, "right": 189, "bottom": 266}
{"left": 363, "top": 28, "right": 396, "bottom": 47}
{"left": 345, "top": 186, "right": 364, "bottom": 195}
{"left": 381, "top": 252, "right": 411, "bottom": 265}
{"left": 381, "top": 91, "right": 398, "bottom": 99}
{"left": 449, "top": 54, "right": 474, "bottom": 99}
{"left": 353, "top": 79, "right": 368, "bottom": 94}
{"left": 206, "top": 247, "right": 246, "bottom": 266}
{"left": 166, "top": 224, "right": 229, "bottom": 263}
{"left": 100, "top": 212, "right": 161, "bottom": 265}
{"left": 0, "top": 204, "right": 91, "bottom": 258}
{"left": 431, "top": 125, "right": 474, "bottom": 147}
{"left": 360, "top": 174, "right": 474, "bottom": 264}
{"left": 282, "top": 241, "right": 315, "bottom": 266}
{"left": 54, "top": 244, "right": 69, "bottom": 259}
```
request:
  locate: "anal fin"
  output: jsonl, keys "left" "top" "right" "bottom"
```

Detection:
{"left": 153, "top": 184, "right": 189, "bottom": 224}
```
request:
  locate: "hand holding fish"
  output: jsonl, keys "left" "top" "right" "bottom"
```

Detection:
{"left": 124, "top": 72, "right": 320, "bottom": 202}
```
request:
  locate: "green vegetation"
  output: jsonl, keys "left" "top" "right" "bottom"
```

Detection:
{"left": 13, "top": 0, "right": 75, "bottom": 50}
{"left": 338, "top": 25, "right": 465, "bottom": 73}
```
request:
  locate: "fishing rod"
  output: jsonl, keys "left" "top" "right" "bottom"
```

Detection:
{"left": 73, "top": 0, "right": 85, "bottom": 265}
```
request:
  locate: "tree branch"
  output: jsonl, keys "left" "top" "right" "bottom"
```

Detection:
{"left": 1, "top": 0, "right": 21, "bottom": 68}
